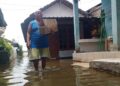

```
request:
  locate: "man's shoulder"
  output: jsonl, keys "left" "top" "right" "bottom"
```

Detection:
{"left": 30, "top": 20, "right": 36, "bottom": 24}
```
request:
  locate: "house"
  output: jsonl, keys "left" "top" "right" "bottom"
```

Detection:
{"left": 21, "top": 0, "right": 100, "bottom": 59}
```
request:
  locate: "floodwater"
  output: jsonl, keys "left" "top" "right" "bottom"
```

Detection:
{"left": 0, "top": 52, "right": 120, "bottom": 86}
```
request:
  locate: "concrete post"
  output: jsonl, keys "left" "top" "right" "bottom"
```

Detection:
{"left": 73, "top": 0, "right": 80, "bottom": 51}
{"left": 111, "top": 0, "right": 120, "bottom": 50}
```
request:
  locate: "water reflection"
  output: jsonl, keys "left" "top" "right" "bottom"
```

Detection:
{"left": 73, "top": 65, "right": 120, "bottom": 86}
{"left": 1, "top": 52, "right": 120, "bottom": 86}
{"left": 0, "top": 52, "right": 29, "bottom": 86}
{"left": 24, "top": 59, "right": 76, "bottom": 86}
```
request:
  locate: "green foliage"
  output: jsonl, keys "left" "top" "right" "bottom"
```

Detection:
{"left": 0, "top": 37, "right": 12, "bottom": 55}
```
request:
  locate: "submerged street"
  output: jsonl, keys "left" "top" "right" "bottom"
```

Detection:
{"left": 1, "top": 0, "right": 120, "bottom": 86}
{"left": 0, "top": 52, "right": 120, "bottom": 86}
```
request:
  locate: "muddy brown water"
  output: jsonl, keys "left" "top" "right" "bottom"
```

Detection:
{"left": 0, "top": 52, "right": 120, "bottom": 86}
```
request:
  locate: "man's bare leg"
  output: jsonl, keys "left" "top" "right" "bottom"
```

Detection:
{"left": 32, "top": 59, "right": 39, "bottom": 71}
{"left": 41, "top": 57, "right": 47, "bottom": 69}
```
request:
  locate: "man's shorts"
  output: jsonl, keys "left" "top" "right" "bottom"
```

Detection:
{"left": 28, "top": 48, "right": 50, "bottom": 61}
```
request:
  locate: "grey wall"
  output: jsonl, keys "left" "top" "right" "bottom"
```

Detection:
{"left": 102, "top": 0, "right": 112, "bottom": 37}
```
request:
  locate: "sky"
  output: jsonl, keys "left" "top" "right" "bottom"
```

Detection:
{"left": 0, "top": 0, "right": 101, "bottom": 50}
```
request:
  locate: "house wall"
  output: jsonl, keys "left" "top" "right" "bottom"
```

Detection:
{"left": 42, "top": 3, "right": 84, "bottom": 18}
{"left": 102, "top": 0, "right": 112, "bottom": 36}
{"left": 116, "top": 0, "right": 120, "bottom": 48}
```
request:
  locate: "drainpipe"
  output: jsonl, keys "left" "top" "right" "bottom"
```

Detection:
{"left": 73, "top": 0, "right": 80, "bottom": 52}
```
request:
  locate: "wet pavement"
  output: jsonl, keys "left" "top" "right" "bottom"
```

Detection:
{"left": 0, "top": 52, "right": 120, "bottom": 86}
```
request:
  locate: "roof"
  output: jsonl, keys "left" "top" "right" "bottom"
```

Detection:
{"left": 21, "top": 0, "right": 89, "bottom": 42}
{"left": 40, "top": 0, "right": 88, "bottom": 17}
{"left": 87, "top": 3, "right": 101, "bottom": 14}
{"left": 0, "top": 8, "right": 7, "bottom": 27}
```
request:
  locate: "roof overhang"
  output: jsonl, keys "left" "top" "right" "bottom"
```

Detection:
{"left": 0, "top": 8, "right": 7, "bottom": 27}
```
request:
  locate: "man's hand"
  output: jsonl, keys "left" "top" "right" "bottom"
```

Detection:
{"left": 26, "top": 42, "right": 30, "bottom": 49}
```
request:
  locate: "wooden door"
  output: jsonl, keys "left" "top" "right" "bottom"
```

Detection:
{"left": 48, "top": 32, "right": 59, "bottom": 59}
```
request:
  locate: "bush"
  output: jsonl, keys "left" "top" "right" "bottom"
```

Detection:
{"left": 0, "top": 37, "right": 12, "bottom": 56}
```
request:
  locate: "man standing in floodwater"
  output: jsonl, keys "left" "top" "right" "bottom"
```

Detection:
{"left": 26, "top": 10, "right": 50, "bottom": 72}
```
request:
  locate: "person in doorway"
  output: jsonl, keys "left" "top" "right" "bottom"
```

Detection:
{"left": 91, "top": 25, "right": 98, "bottom": 38}
{"left": 26, "top": 10, "right": 50, "bottom": 72}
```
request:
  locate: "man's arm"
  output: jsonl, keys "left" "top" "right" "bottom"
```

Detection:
{"left": 26, "top": 23, "right": 31, "bottom": 49}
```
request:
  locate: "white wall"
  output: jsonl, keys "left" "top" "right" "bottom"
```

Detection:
{"left": 42, "top": 3, "right": 84, "bottom": 18}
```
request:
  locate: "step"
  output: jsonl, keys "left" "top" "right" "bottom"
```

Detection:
{"left": 90, "top": 58, "right": 120, "bottom": 73}
{"left": 73, "top": 51, "right": 120, "bottom": 62}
